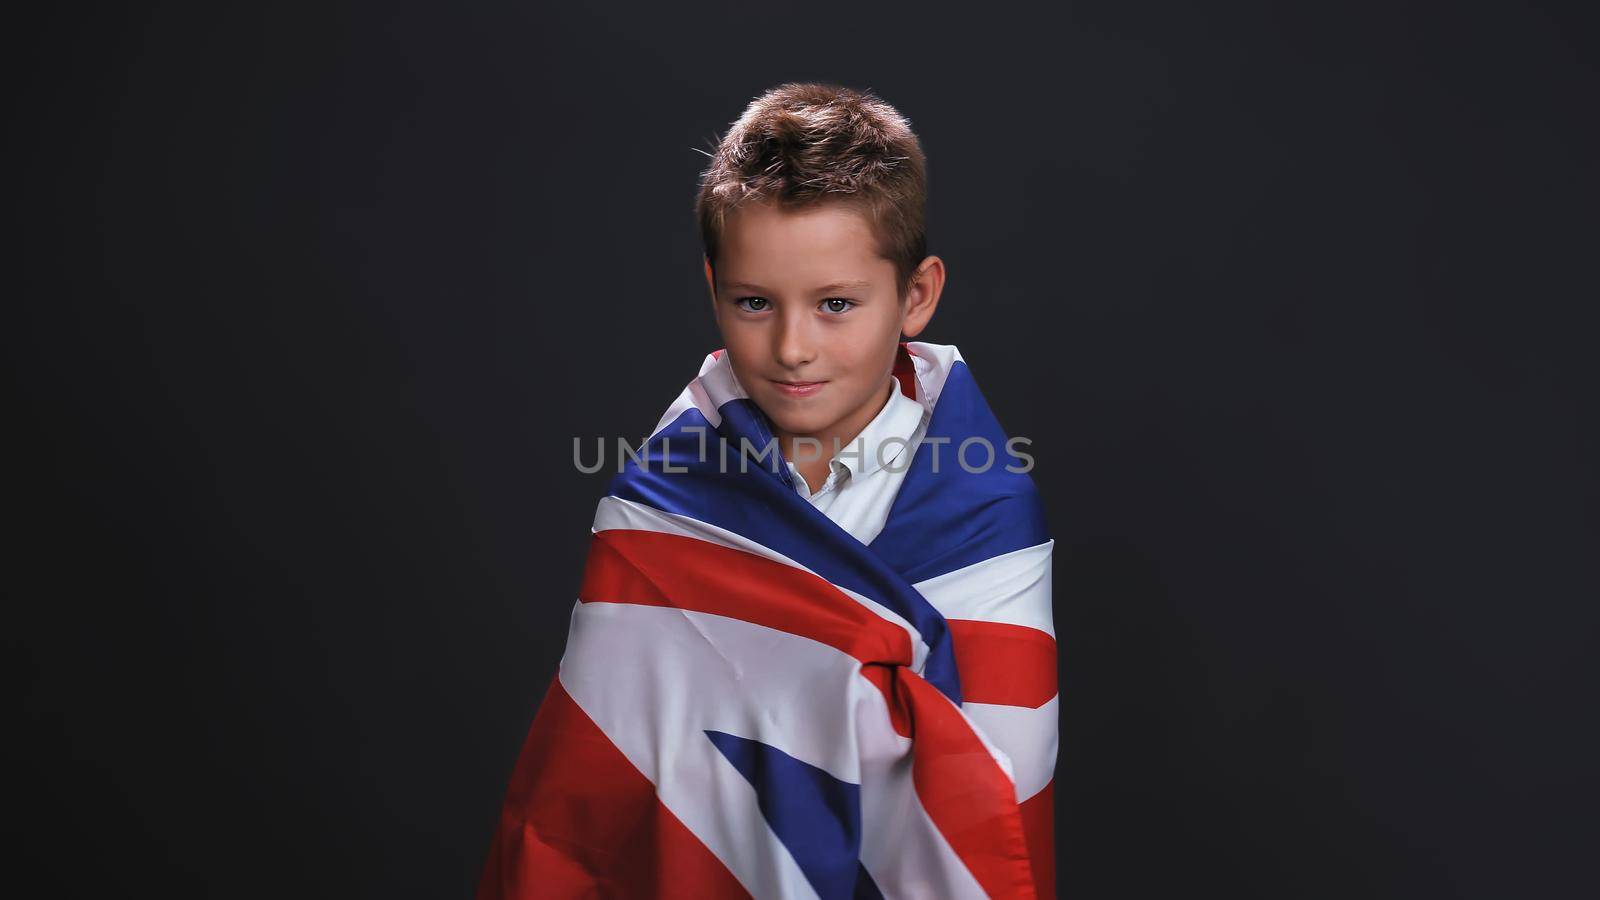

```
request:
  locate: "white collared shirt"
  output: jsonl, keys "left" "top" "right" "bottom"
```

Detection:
{"left": 778, "top": 377, "right": 930, "bottom": 546}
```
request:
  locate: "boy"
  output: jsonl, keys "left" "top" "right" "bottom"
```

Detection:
{"left": 479, "top": 83, "right": 1057, "bottom": 899}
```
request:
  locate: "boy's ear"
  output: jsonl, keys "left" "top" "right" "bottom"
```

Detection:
{"left": 899, "top": 255, "right": 946, "bottom": 339}
{"left": 703, "top": 255, "right": 718, "bottom": 311}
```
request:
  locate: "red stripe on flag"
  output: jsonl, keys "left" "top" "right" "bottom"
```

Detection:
{"left": 476, "top": 676, "right": 751, "bottom": 899}
{"left": 895, "top": 672, "right": 1040, "bottom": 899}
{"left": 580, "top": 529, "right": 915, "bottom": 668}
{"left": 1019, "top": 779, "right": 1056, "bottom": 900}
{"left": 857, "top": 664, "right": 912, "bottom": 737}
{"left": 946, "top": 619, "right": 1058, "bottom": 708}
{"left": 893, "top": 341, "right": 918, "bottom": 400}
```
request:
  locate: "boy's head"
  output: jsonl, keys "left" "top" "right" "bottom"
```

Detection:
{"left": 695, "top": 82, "right": 945, "bottom": 449}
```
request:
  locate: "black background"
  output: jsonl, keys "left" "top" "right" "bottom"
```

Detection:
{"left": 14, "top": 1, "right": 1597, "bottom": 897}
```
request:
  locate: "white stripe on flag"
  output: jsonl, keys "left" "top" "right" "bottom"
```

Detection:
{"left": 963, "top": 694, "right": 1060, "bottom": 802}
{"left": 912, "top": 539, "right": 1056, "bottom": 636}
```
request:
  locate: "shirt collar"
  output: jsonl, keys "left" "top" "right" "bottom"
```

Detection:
{"left": 831, "top": 378, "right": 926, "bottom": 483}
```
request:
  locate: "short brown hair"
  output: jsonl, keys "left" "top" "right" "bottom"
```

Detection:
{"left": 695, "top": 82, "right": 928, "bottom": 299}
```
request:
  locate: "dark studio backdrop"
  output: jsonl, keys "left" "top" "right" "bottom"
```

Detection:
{"left": 13, "top": 1, "right": 1597, "bottom": 897}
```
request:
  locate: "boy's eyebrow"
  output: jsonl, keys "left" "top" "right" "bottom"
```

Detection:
{"left": 720, "top": 279, "right": 873, "bottom": 294}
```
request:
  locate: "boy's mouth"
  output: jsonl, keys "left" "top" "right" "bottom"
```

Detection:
{"left": 770, "top": 379, "right": 827, "bottom": 398}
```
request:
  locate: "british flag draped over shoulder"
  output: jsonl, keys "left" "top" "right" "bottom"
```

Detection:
{"left": 478, "top": 341, "right": 1057, "bottom": 899}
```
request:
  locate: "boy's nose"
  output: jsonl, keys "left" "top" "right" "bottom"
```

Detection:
{"left": 772, "top": 313, "right": 817, "bottom": 369}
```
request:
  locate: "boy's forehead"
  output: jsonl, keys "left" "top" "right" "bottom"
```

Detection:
{"left": 719, "top": 199, "right": 889, "bottom": 286}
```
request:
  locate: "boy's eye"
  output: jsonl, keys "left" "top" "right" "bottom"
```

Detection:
{"left": 821, "top": 298, "right": 855, "bottom": 313}
{"left": 736, "top": 297, "right": 770, "bottom": 311}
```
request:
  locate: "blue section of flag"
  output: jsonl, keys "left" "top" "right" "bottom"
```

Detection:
{"left": 704, "top": 730, "right": 884, "bottom": 900}
{"left": 715, "top": 396, "right": 799, "bottom": 492}
{"left": 871, "top": 360, "right": 1050, "bottom": 582}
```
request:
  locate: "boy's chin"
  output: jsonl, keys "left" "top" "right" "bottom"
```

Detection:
{"left": 759, "top": 406, "right": 836, "bottom": 439}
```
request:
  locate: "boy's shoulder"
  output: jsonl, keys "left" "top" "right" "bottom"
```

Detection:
{"left": 872, "top": 342, "right": 1049, "bottom": 579}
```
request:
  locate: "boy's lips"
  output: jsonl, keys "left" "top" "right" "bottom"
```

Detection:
{"left": 770, "top": 379, "right": 827, "bottom": 398}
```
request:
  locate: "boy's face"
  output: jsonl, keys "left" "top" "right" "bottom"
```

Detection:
{"left": 704, "top": 198, "right": 941, "bottom": 450}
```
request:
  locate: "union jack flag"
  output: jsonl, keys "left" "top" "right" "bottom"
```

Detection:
{"left": 478, "top": 341, "right": 1057, "bottom": 899}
